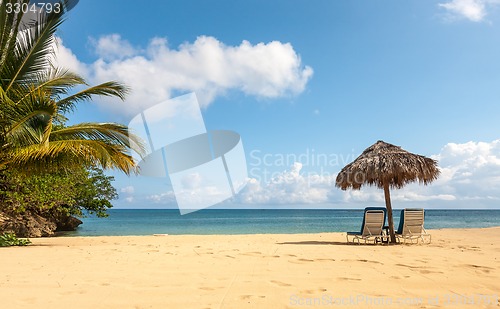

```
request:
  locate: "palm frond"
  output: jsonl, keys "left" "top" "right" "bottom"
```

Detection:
{"left": 50, "top": 122, "right": 146, "bottom": 157}
{"left": 5, "top": 139, "right": 139, "bottom": 175}
{"left": 4, "top": 6, "right": 65, "bottom": 92}
{"left": 2, "top": 89, "right": 57, "bottom": 146}
{"left": 0, "top": 0, "right": 29, "bottom": 79}
{"left": 0, "top": 1, "right": 141, "bottom": 176}
{"left": 15, "top": 67, "right": 86, "bottom": 103}
{"left": 56, "top": 82, "right": 129, "bottom": 114}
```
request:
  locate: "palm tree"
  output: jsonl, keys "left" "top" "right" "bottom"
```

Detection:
{"left": 0, "top": 0, "right": 144, "bottom": 174}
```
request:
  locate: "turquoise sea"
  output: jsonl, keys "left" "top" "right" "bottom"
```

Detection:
{"left": 63, "top": 209, "right": 500, "bottom": 236}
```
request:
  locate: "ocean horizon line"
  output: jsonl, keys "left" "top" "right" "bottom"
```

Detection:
{"left": 67, "top": 209, "right": 500, "bottom": 237}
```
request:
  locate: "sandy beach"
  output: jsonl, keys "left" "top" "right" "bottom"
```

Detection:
{"left": 1, "top": 227, "right": 499, "bottom": 309}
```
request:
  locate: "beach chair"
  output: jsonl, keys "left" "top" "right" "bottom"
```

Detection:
{"left": 346, "top": 207, "right": 387, "bottom": 244}
{"left": 395, "top": 208, "right": 431, "bottom": 244}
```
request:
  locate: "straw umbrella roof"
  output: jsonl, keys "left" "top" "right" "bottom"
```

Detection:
{"left": 335, "top": 140, "right": 439, "bottom": 244}
{"left": 336, "top": 140, "right": 440, "bottom": 190}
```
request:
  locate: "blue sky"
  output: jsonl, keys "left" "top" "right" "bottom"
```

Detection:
{"left": 55, "top": 0, "right": 500, "bottom": 210}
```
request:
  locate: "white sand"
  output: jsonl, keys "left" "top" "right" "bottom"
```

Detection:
{"left": 1, "top": 227, "right": 499, "bottom": 308}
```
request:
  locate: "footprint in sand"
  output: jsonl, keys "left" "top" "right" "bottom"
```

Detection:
{"left": 300, "top": 290, "right": 315, "bottom": 294}
{"left": 458, "top": 245, "right": 481, "bottom": 252}
{"left": 300, "top": 288, "right": 328, "bottom": 294}
{"left": 461, "top": 264, "right": 494, "bottom": 273}
{"left": 395, "top": 263, "right": 422, "bottom": 269}
{"left": 337, "top": 277, "right": 361, "bottom": 281}
{"left": 240, "top": 251, "right": 262, "bottom": 256}
{"left": 396, "top": 263, "right": 442, "bottom": 274}
{"left": 270, "top": 280, "right": 292, "bottom": 287}
{"left": 297, "top": 258, "right": 314, "bottom": 262}
{"left": 240, "top": 295, "right": 266, "bottom": 300}
{"left": 419, "top": 269, "right": 443, "bottom": 274}
{"left": 358, "top": 259, "right": 383, "bottom": 264}
{"left": 288, "top": 259, "right": 314, "bottom": 264}
{"left": 340, "top": 259, "right": 382, "bottom": 264}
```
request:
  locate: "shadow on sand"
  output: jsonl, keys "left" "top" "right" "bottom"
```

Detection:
{"left": 277, "top": 241, "right": 379, "bottom": 246}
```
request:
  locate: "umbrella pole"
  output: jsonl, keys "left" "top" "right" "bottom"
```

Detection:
{"left": 383, "top": 182, "right": 397, "bottom": 243}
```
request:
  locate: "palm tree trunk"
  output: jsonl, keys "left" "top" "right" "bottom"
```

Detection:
{"left": 383, "top": 181, "right": 397, "bottom": 243}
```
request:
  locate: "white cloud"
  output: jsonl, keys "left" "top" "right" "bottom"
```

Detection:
{"left": 119, "top": 186, "right": 135, "bottom": 203}
{"left": 120, "top": 186, "right": 135, "bottom": 194}
{"left": 431, "top": 140, "right": 500, "bottom": 200}
{"left": 138, "top": 140, "right": 500, "bottom": 209}
{"left": 439, "top": 0, "right": 500, "bottom": 22}
{"left": 180, "top": 173, "right": 203, "bottom": 190}
{"left": 54, "top": 35, "right": 313, "bottom": 117}
{"left": 147, "top": 191, "right": 176, "bottom": 204}
{"left": 238, "top": 162, "right": 338, "bottom": 204}
{"left": 90, "top": 34, "right": 138, "bottom": 61}
{"left": 439, "top": 0, "right": 486, "bottom": 21}
{"left": 146, "top": 185, "right": 229, "bottom": 206}
{"left": 237, "top": 140, "right": 500, "bottom": 208}
{"left": 53, "top": 37, "right": 89, "bottom": 76}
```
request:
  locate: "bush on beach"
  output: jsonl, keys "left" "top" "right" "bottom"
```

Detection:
{"left": 0, "top": 232, "right": 31, "bottom": 247}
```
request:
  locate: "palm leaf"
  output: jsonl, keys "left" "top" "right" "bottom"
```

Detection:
{"left": 4, "top": 5, "right": 65, "bottom": 92}
{"left": 0, "top": 1, "right": 143, "bottom": 177}
{"left": 15, "top": 67, "right": 86, "bottom": 103}
{"left": 50, "top": 122, "right": 146, "bottom": 156}
{"left": 0, "top": 0, "right": 29, "bottom": 79}
{"left": 4, "top": 139, "right": 138, "bottom": 175}
{"left": 3, "top": 88, "right": 56, "bottom": 147}
{"left": 56, "top": 82, "right": 129, "bottom": 113}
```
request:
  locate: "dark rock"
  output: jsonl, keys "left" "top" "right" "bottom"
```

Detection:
{"left": 55, "top": 215, "right": 83, "bottom": 231}
{"left": 0, "top": 211, "right": 56, "bottom": 237}
{"left": 0, "top": 210, "right": 83, "bottom": 237}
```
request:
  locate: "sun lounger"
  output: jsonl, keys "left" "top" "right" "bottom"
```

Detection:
{"left": 395, "top": 208, "right": 431, "bottom": 244}
{"left": 347, "top": 207, "right": 387, "bottom": 244}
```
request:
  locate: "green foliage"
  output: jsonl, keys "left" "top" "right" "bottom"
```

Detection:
{"left": 0, "top": 1, "right": 145, "bottom": 224}
{"left": 0, "top": 0, "right": 144, "bottom": 175}
{"left": 74, "top": 167, "right": 118, "bottom": 218}
{"left": 0, "top": 1, "right": 148, "bottom": 228}
{"left": 0, "top": 233, "right": 31, "bottom": 247}
{"left": 0, "top": 166, "right": 118, "bottom": 218}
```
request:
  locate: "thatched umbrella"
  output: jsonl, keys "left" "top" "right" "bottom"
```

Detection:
{"left": 335, "top": 140, "right": 439, "bottom": 243}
